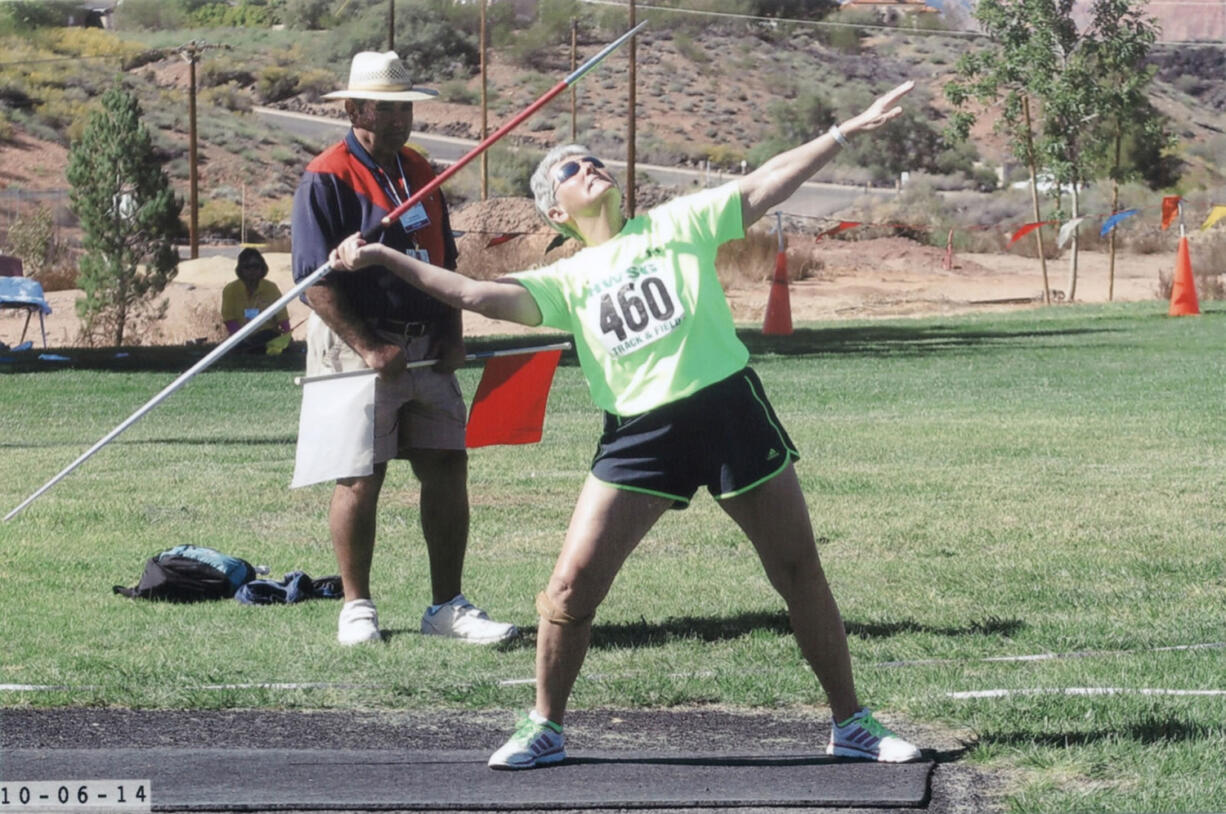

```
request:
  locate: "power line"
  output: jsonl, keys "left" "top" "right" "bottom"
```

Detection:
{"left": 579, "top": 0, "right": 1226, "bottom": 47}
{"left": 577, "top": 0, "right": 988, "bottom": 38}
{"left": 0, "top": 53, "right": 128, "bottom": 66}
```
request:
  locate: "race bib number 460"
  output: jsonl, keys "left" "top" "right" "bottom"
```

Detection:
{"left": 587, "top": 266, "right": 685, "bottom": 358}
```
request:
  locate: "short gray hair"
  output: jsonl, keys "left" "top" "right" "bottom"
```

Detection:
{"left": 530, "top": 143, "right": 593, "bottom": 243}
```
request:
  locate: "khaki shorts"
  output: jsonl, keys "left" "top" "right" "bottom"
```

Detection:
{"left": 305, "top": 312, "right": 466, "bottom": 463}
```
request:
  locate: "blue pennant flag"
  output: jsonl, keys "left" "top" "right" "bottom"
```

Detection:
{"left": 1100, "top": 209, "right": 1140, "bottom": 237}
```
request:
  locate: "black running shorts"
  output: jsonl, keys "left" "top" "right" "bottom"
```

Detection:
{"left": 590, "top": 367, "right": 799, "bottom": 508}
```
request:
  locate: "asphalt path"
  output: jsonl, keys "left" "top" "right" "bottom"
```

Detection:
{"left": 255, "top": 107, "right": 896, "bottom": 220}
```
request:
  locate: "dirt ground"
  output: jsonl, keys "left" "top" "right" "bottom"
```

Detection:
{"left": 0, "top": 235, "right": 1171, "bottom": 349}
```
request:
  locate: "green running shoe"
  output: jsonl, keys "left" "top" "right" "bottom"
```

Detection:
{"left": 488, "top": 710, "right": 566, "bottom": 769}
{"left": 827, "top": 707, "right": 921, "bottom": 763}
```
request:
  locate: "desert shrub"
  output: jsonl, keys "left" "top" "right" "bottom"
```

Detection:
{"left": 42, "top": 27, "right": 145, "bottom": 65}
{"left": 816, "top": 10, "right": 868, "bottom": 53}
{"left": 34, "top": 93, "right": 92, "bottom": 137}
{"left": 440, "top": 144, "right": 544, "bottom": 206}
{"left": 1158, "top": 236, "right": 1226, "bottom": 301}
{"left": 261, "top": 198, "right": 293, "bottom": 226}
{"left": 198, "top": 62, "right": 255, "bottom": 89}
{"left": 439, "top": 79, "right": 479, "bottom": 106}
{"left": 255, "top": 65, "right": 299, "bottom": 104}
{"left": 324, "top": 3, "right": 478, "bottom": 82}
{"left": 282, "top": 0, "right": 332, "bottom": 30}
{"left": 685, "top": 143, "right": 746, "bottom": 171}
{"left": 295, "top": 67, "right": 339, "bottom": 102}
{"left": 969, "top": 164, "right": 999, "bottom": 192}
{"left": 188, "top": 1, "right": 278, "bottom": 28}
{"left": 715, "top": 225, "right": 778, "bottom": 289}
{"left": 0, "top": 0, "right": 82, "bottom": 31}
{"left": 766, "top": 90, "right": 837, "bottom": 148}
{"left": 262, "top": 234, "right": 293, "bottom": 253}
{"left": 507, "top": 0, "right": 584, "bottom": 71}
{"left": 674, "top": 33, "right": 711, "bottom": 64}
{"left": 1122, "top": 227, "right": 1172, "bottom": 255}
{"left": 197, "top": 198, "right": 243, "bottom": 240}
{"left": 200, "top": 82, "right": 254, "bottom": 113}
{"left": 114, "top": 0, "right": 187, "bottom": 30}
{"left": 3, "top": 204, "right": 71, "bottom": 286}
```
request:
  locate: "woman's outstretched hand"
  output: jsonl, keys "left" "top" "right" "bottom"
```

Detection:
{"left": 845, "top": 80, "right": 915, "bottom": 134}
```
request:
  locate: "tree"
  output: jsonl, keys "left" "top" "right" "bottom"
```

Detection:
{"left": 947, "top": 0, "right": 1169, "bottom": 302}
{"left": 1081, "top": 0, "right": 1173, "bottom": 299}
{"left": 66, "top": 85, "right": 180, "bottom": 346}
{"left": 945, "top": 0, "right": 1076, "bottom": 304}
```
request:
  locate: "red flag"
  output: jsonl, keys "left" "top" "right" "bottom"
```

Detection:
{"left": 816, "top": 221, "right": 861, "bottom": 241}
{"left": 1161, "top": 196, "right": 1181, "bottom": 231}
{"left": 465, "top": 350, "right": 563, "bottom": 448}
{"left": 485, "top": 233, "right": 519, "bottom": 247}
{"left": 1008, "top": 221, "right": 1055, "bottom": 246}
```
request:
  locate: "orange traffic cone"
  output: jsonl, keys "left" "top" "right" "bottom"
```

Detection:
{"left": 763, "top": 250, "right": 793, "bottom": 335}
{"left": 1169, "top": 236, "right": 1200, "bottom": 316}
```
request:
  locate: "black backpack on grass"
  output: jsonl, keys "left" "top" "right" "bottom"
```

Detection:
{"left": 113, "top": 545, "right": 256, "bottom": 603}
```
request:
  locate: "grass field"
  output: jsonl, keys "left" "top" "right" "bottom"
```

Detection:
{"left": 3, "top": 303, "right": 1225, "bottom": 813}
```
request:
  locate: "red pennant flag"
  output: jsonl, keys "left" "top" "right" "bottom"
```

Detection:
{"left": 1008, "top": 221, "right": 1055, "bottom": 246}
{"left": 485, "top": 233, "right": 519, "bottom": 248}
{"left": 816, "top": 221, "right": 861, "bottom": 241}
{"left": 465, "top": 350, "right": 563, "bottom": 448}
{"left": 1160, "top": 196, "right": 1181, "bottom": 231}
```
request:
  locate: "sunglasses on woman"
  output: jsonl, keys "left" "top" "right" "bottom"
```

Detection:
{"left": 552, "top": 156, "right": 605, "bottom": 189}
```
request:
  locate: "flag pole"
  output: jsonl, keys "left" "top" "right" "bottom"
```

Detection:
{"left": 4, "top": 23, "right": 645, "bottom": 523}
{"left": 292, "top": 342, "right": 573, "bottom": 386}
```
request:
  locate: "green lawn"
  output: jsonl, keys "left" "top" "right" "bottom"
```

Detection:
{"left": 2, "top": 303, "right": 1225, "bottom": 813}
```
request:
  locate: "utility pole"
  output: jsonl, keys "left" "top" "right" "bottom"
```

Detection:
{"left": 176, "top": 40, "right": 226, "bottom": 261}
{"left": 626, "top": 0, "right": 637, "bottom": 217}
{"left": 480, "top": 0, "right": 488, "bottom": 200}
{"left": 570, "top": 18, "right": 578, "bottom": 142}
{"left": 187, "top": 49, "right": 198, "bottom": 259}
{"left": 388, "top": 0, "right": 395, "bottom": 51}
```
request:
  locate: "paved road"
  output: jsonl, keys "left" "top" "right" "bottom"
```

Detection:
{"left": 255, "top": 107, "right": 897, "bottom": 220}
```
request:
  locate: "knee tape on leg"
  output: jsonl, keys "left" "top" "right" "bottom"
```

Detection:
{"left": 536, "top": 590, "right": 592, "bottom": 626}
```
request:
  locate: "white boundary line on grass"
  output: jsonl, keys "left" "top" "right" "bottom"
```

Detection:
{"left": 3, "top": 643, "right": 1224, "bottom": 695}
{"left": 877, "top": 641, "right": 1226, "bottom": 668}
{"left": 948, "top": 687, "right": 1226, "bottom": 699}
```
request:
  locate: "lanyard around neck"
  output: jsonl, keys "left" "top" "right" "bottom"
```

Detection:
{"left": 373, "top": 153, "right": 411, "bottom": 208}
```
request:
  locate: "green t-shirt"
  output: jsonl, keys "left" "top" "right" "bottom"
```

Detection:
{"left": 511, "top": 182, "right": 749, "bottom": 416}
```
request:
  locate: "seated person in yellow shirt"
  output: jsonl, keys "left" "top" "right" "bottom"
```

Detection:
{"left": 221, "top": 248, "right": 292, "bottom": 354}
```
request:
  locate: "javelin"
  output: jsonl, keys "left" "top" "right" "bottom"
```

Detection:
{"left": 4, "top": 22, "right": 645, "bottom": 523}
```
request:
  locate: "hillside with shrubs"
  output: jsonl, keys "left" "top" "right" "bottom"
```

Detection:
{"left": 2, "top": 0, "right": 1225, "bottom": 267}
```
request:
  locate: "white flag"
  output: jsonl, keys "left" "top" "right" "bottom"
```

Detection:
{"left": 290, "top": 371, "right": 376, "bottom": 488}
{"left": 1057, "top": 217, "right": 1086, "bottom": 249}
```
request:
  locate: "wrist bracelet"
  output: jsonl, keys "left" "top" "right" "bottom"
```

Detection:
{"left": 828, "top": 123, "right": 850, "bottom": 148}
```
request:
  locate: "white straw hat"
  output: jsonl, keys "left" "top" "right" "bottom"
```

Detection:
{"left": 323, "top": 51, "right": 439, "bottom": 102}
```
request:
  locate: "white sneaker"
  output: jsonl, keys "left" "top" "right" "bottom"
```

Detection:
{"left": 827, "top": 707, "right": 922, "bottom": 763}
{"left": 420, "top": 593, "right": 518, "bottom": 644}
{"left": 488, "top": 710, "right": 566, "bottom": 769}
{"left": 337, "top": 599, "right": 382, "bottom": 646}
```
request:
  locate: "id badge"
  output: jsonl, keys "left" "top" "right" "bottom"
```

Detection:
{"left": 244, "top": 307, "right": 260, "bottom": 320}
{"left": 398, "top": 202, "right": 430, "bottom": 233}
{"left": 405, "top": 248, "right": 430, "bottom": 262}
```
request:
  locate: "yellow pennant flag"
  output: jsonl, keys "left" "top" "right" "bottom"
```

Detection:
{"left": 1200, "top": 205, "right": 1226, "bottom": 232}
